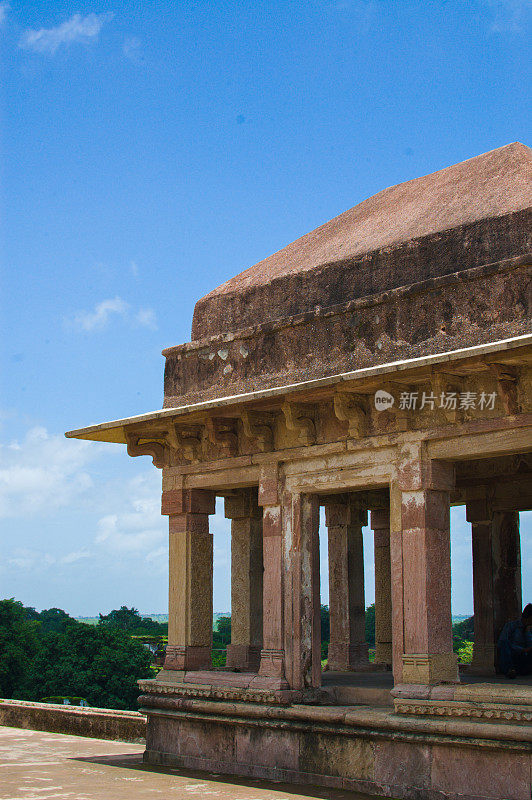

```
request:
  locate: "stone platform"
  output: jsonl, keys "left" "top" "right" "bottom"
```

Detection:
{"left": 138, "top": 676, "right": 532, "bottom": 800}
{"left": 0, "top": 725, "right": 370, "bottom": 800}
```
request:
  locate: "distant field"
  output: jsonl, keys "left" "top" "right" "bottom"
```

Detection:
{"left": 76, "top": 612, "right": 231, "bottom": 627}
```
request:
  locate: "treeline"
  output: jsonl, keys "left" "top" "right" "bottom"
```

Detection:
{"left": 0, "top": 600, "right": 155, "bottom": 709}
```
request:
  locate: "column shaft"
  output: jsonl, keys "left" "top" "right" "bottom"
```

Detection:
{"left": 162, "top": 488, "right": 216, "bottom": 671}
{"left": 284, "top": 492, "right": 321, "bottom": 689}
{"left": 325, "top": 499, "right": 369, "bottom": 671}
{"left": 225, "top": 488, "right": 263, "bottom": 672}
{"left": 469, "top": 504, "right": 521, "bottom": 674}
{"left": 258, "top": 468, "right": 287, "bottom": 682}
{"left": 393, "top": 448, "right": 458, "bottom": 685}
{"left": 371, "top": 508, "right": 392, "bottom": 667}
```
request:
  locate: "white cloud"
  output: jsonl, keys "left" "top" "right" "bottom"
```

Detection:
{"left": 0, "top": 426, "right": 104, "bottom": 518}
{"left": 20, "top": 12, "right": 114, "bottom": 55}
{"left": 0, "top": 2, "right": 9, "bottom": 27}
{"left": 68, "top": 297, "right": 158, "bottom": 333}
{"left": 95, "top": 471, "right": 164, "bottom": 562}
{"left": 60, "top": 549, "right": 91, "bottom": 564}
{"left": 487, "top": 0, "right": 531, "bottom": 32}
{"left": 72, "top": 296, "right": 128, "bottom": 332}
{"left": 123, "top": 36, "right": 142, "bottom": 62}
{"left": 136, "top": 308, "right": 157, "bottom": 329}
{"left": 8, "top": 548, "right": 56, "bottom": 570}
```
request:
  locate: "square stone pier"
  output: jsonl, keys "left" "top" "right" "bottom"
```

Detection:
{"left": 66, "top": 143, "right": 532, "bottom": 800}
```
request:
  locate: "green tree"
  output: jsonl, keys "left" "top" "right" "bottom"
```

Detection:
{"left": 320, "top": 605, "right": 330, "bottom": 644}
{"left": 22, "top": 624, "right": 152, "bottom": 710}
{"left": 213, "top": 616, "right": 231, "bottom": 646}
{"left": 36, "top": 608, "right": 77, "bottom": 635}
{"left": 452, "top": 615, "right": 474, "bottom": 653}
{"left": 365, "top": 604, "right": 376, "bottom": 647}
{"left": 0, "top": 599, "right": 40, "bottom": 698}
{"left": 98, "top": 606, "right": 167, "bottom": 636}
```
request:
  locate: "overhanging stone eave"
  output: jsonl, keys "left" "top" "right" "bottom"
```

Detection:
{"left": 65, "top": 333, "right": 532, "bottom": 444}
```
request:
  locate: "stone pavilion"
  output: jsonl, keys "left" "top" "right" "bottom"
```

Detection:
{"left": 67, "top": 142, "right": 532, "bottom": 800}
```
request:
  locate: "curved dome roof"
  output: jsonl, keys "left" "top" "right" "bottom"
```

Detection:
{"left": 192, "top": 142, "right": 532, "bottom": 340}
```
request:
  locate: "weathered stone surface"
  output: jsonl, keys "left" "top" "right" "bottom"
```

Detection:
{"left": 0, "top": 700, "right": 145, "bottom": 743}
{"left": 165, "top": 259, "right": 532, "bottom": 406}
{"left": 193, "top": 143, "right": 532, "bottom": 338}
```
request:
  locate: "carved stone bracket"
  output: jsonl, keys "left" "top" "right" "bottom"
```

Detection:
{"left": 489, "top": 363, "right": 520, "bottom": 415}
{"left": 281, "top": 402, "right": 316, "bottom": 445}
{"left": 333, "top": 391, "right": 366, "bottom": 438}
{"left": 167, "top": 423, "right": 203, "bottom": 462}
{"left": 206, "top": 417, "right": 239, "bottom": 456}
{"left": 241, "top": 409, "right": 275, "bottom": 452}
{"left": 381, "top": 381, "right": 408, "bottom": 431}
{"left": 432, "top": 370, "right": 463, "bottom": 423}
{"left": 126, "top": 433, "right": 166, "bottom": 468}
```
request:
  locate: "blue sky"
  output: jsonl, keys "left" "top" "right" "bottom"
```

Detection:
{"left": 0, "top": 1, "right": 530, "bottom": 616}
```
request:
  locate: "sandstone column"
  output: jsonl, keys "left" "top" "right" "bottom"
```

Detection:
{"left": 371, "top": 508, "right": 392, "bottom": 667}
{"left": 392, "top": 445, "right": 458, "bottom": 685}
{"left": 257, "top": 466, "right": 287, "bottom": 683}
{"left": 468, "top": 493, "right": 521, "bottom": 674}
{"left": 162, "top": 488, "right": 216, "bottom": 671}
{"left": 325, "top": 498, "right": 369, "bottom": 671}
{"left": 225, "top": 488, "right": 263, "bottom": 672}
{"left": 284, "top": 492, "right": 321, "bottom": 689}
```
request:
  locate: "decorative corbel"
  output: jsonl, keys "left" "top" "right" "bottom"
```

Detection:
{"left": 489, "top": 363, "right": 519, "bottom": 415}
{"left": 281, "top": 402, "right": 316, "bottom": 445}
{"left": 126, "top": 433, "right": 166, "bottom": 468}
{"left": 241, "top": 408, "right": 274, "bottom": 452}
{"left": 432, "top": 369, "right": 462, "bottom": 423}
{"left": 206, "top": 417, "right": 239, "bottom": 456}
{"left": 381, "top": 381, "right": 408, "bottom": 432}
{"left": 518, "top": 366, "right": 532, "bottom": 412}
{"left": 333, "top": 391, "right": 366, "bottom": 438}
{"left": 166, "top": 423, "right": 203, "bottom": 462}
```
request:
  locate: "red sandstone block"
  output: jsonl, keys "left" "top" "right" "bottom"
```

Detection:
{"left": 431, "top": 745, "right": 530, "bottom": 800}
{"left": 169, "top": 513, "right": 210, "bottom": 535}
{"left": 235, "top": 728, "right": 298, "bottom": 771}
{"left": 262, "top": 506, "right": 282, "bottom": 537}
{"left": 161, "top": 489, "right": 215, "bottom": 516}
{"left": 375, "top": 741, "right": 431, "bottom": 790}
{"left": 401, "top": 490, "right": 450, "bottom": 531}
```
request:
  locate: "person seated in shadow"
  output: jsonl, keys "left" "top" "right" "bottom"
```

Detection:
{"left": 497, "top": 604, "right": 532, "bottom": 678}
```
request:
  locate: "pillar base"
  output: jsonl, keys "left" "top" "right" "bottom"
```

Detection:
{"left": 328, "top": 642, "right": 370, "bottom": 671}
{"left": 226, "top": 644, "right": 261, "bottom": 672}
{"left": 164, "top": 645, "right": 212, "bottom": 671}
{"left": 258, "top": 648, "right": 286, "bottom": 679}
{"left": 374, "top": 642, "right": 393, "bottom": 667}
{"left": 402, "top": 653, "right": 459, "bottom": 685}
{"left": 469, "top": 643, "right": 496, "bottom": 676}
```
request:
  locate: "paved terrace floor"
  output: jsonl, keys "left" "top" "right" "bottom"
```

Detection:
{"left": 0, "top": 726, "right": 380, "bottom": 800}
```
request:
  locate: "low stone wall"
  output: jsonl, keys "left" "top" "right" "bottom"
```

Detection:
{"left": 0, "top": 699, "right": 146, "bottom": 743}
{"left": 140, "top": 695, "right": 532, "bottom": 800}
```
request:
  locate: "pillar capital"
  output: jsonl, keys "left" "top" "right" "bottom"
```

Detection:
{"left": 161, "top": 488, "right": 216, "bottom": 516}
{"left": 395, "top": 443, "right": 455, "bottom": 492}
{"left": 465, "top": 487, "right": 493, "bottom": 524}
{"left": 324, "top": 497, "right": 367, "bottom": 528}
{"left": 224, "top": 487, "right": 260, "bottom": 520}
{"left": 258, "top": 464, "right": 280, "bottom": 507}
{"left": 370, "top": 508, "right": 390, "bottom": 531}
